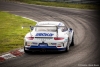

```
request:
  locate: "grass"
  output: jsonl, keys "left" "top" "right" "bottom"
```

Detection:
{"left": 9, "top": 0, "right": 97, "bottom": 9}
{"left": 0, "top": 11, "right": 36, "bottom": 54}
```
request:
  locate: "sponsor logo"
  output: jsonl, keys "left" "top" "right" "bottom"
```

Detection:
{"left": 35, "top": 33, "right": 54, "bottom": 36}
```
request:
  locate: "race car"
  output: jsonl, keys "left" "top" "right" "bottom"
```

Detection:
{"left": 24, "top": 21, "right": 74, "bottom": 53}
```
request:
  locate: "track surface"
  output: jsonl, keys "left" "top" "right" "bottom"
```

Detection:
{"left": 0, "top": 1, "right": 99, "bottom": 67}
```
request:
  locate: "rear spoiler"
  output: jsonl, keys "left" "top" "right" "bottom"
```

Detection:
{"left": 22, "top": 26, "right": 67, "bottom": 37}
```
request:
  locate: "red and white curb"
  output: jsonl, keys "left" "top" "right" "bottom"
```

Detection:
{"left": 0, "top": 49, "right": 24, "bottom": 62}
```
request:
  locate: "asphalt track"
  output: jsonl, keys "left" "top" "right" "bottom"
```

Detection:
{"left": 0, "top": 1, "right": 100, "bottom": 67}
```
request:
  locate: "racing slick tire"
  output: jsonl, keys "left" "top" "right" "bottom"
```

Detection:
{"left": 65, "top": 38, "right": 70, "bottom": 52}
{"left": 70, "top": 33, "right": 74, "bottom": 46}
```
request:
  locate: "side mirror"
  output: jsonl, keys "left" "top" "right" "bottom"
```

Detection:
{"left": 69, "top": 28, "right": 72, "bottom": 30}
{"left": 68, "top": 28, "right": 72, "bottom": 32}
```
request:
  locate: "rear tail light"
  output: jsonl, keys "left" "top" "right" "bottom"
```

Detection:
{"left": 54, "top": 37, "right": 64, "bottom": 40}
{"left": 57, "top": 46, "right": 61, "bottom": 47}
{"left": 27, "top": 37, "right": 34, "bottom": 40}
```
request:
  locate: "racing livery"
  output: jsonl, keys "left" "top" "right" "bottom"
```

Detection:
{"left": 24, "top": 21, "right": 74, "bottom": 53}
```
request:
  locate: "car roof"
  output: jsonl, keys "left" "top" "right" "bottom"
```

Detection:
{"left": 36, "top": 21, "right": 65, "bottom": 26}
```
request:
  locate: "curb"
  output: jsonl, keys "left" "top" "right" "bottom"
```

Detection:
{"left": 0, "top": 49, "right": 24, "bottom": 62}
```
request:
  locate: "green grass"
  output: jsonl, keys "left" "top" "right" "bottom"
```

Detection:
{"left": 0, "top": 11, "right": 36, "bottom": 54}
{"left": 10, "top": 0, "right": 97, "bottom": 9}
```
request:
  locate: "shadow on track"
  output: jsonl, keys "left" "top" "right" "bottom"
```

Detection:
{"left": 24, "top": 51, "right": 68, "bottom": 55}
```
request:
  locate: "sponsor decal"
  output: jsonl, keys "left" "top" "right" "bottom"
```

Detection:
{"left": 35, "top": 33, "right": 54, "bottom": 36}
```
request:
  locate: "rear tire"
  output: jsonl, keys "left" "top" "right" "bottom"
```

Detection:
{"left": 65, "top": 38, "right": 70, "bottom": 52}
{"left": 71, "top": 33, "right": 74, "bottom": 46}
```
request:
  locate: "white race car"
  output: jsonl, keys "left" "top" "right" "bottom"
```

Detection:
{"left": 24, "top": 21, "right": 74, "bottom": 53}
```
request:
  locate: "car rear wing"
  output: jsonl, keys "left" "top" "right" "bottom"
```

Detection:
{"left": 22, "top": 26, "right": 67, "bottom": 37}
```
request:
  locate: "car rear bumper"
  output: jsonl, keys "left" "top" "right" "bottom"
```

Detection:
{"left": 24, "top": 46, "right": 66, "bottom": 51}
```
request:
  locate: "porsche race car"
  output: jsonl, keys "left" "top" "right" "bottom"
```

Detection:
{"left": 24, "top": 21, "right": 74, "bottom": 53}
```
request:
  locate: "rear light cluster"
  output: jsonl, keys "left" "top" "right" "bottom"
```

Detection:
{"left": 27, "top": 37, "right": 34, "bottom": 40}
{"left": 54, "top": 37, "right": 64, "bottom": 40}
{"left": 57, "top": 46, "right": 61, "bottom": 47}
